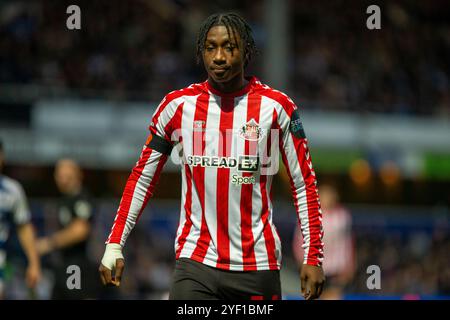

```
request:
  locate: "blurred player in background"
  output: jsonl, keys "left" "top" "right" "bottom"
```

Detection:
{"left": 100, "top": 13, "right": 325, "bottom": 300}
{"left": 36, "top": 158, "right": 99, "bottom": 299}
{"left": 292, "top": 183, "right": 355, "bottom": 299}
{"left": 0, "top": 139, "right": 41, "bottom": 299}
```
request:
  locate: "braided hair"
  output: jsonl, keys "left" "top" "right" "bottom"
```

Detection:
{"left": 196, "top": 13, "right": 258, "bottom": 67}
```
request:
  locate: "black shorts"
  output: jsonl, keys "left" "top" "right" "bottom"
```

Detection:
{"left": 169, "top": 258, "right": 281, "bottom": 300}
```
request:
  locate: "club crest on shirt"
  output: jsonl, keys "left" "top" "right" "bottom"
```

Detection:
{"left": 239, "top": 118, "right": 263, "bottom": 141}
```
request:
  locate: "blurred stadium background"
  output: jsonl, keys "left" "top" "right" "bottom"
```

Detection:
{"left": 0, "top": 0, "right": 449, "bottom": 299}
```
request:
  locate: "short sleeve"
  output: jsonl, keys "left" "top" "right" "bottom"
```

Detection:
{"left": 73, "top": 199, "right": 93, "bottom": 221}
{"left": 12, "top": 182, "right": 31, "bottom": 226}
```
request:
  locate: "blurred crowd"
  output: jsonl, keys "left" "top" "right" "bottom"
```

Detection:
{"left": 290, "top": 183, "right": 450, "bottom": 298}
{"left": 0, "top": 0, "right": 448, "bottom": 116}
{"left": 290, "top": 1, "right": 449, "bottom": 116}
{"left": 350, "top": 229, "right": 450, "bottom": 296}
{"left": 0, "top": 0, "right": 265, "bottom": 101}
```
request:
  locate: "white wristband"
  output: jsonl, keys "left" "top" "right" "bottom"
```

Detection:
{"left": 101, "top": 243, "right": 124, "bottom": 270}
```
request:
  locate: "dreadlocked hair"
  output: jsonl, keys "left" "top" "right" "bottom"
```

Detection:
{"left": 196, "top": 12, "right": 258, "bottom": 68}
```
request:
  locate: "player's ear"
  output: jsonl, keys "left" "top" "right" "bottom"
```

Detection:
{"left": 243, "top": 51, "right": 249, "bottom": 67}
{"left": 243, "top": 44, "right": 250, "bottom": 67}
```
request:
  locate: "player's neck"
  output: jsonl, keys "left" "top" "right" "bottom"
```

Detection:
{"left": 208, "top": 74, "right": 248, "bottom": 94}
{"left": 63, "top": 185, "right": 82, "bottom": 196}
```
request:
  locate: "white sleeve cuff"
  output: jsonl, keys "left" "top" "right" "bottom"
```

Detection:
{"left": 101, "top": 243, "right": 124, "bottom": 270}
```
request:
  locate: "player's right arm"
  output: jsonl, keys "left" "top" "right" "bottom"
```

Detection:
{"left": 12, "top": 181, "right": 41, "bottom": 289}
{"left": 99, "top": 93, "right": 180, "bottom": 286}
{"left": 17, "top": 223, "right": 41, "bottom": 289}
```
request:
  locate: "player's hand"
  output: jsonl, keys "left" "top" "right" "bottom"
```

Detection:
{"left": 25, "top": 262, "right": 41, "bottom": 289}
{"left": 99, "top": 243, "right": 125, "bottom": 287}
{"left": 300, "top": 264, "right": 325, "bottom": 300}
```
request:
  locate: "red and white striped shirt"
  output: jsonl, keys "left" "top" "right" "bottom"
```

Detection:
{"left": 293, "top": 206, "right": 353, "bottom": 276}
{"left": 107, "top": 76, "right": 323, "bottom": 271}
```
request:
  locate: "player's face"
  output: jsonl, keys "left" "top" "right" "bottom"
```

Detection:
{"left": 203, "top": 25, "right": 245, "bottom": 86}
{"left": 54, "top": 160, "right": 81, "bottom": 194}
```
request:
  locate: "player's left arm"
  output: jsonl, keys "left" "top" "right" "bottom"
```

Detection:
{"left": 277, "top": 98, "right": 325, "bottom": 300}
{"left": 37, "top": 219, "right": 90, "bottom": 255}
{"left": 37, "top": 200, "right": 92, "bottom": 255}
